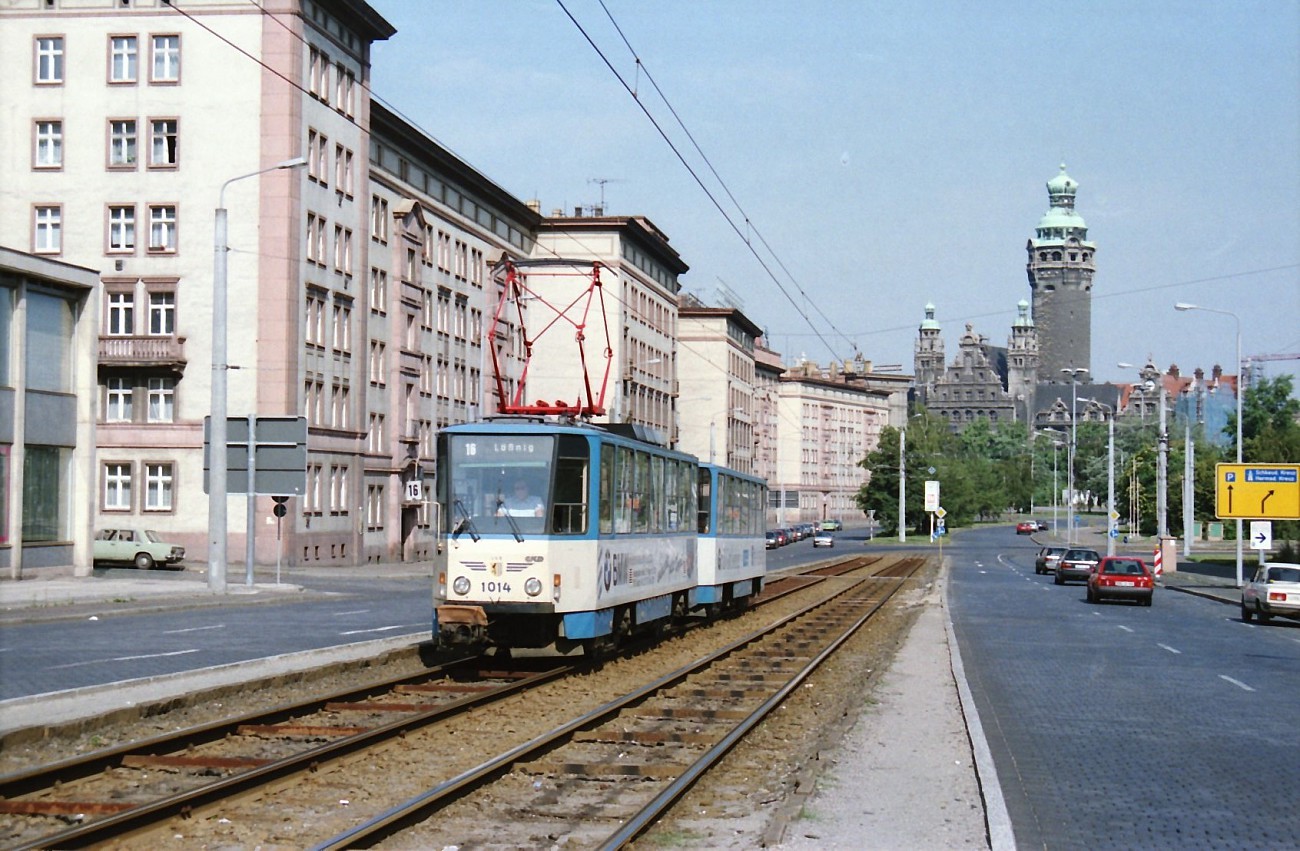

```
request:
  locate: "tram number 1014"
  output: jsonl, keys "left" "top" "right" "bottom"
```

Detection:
{"left": 480, "top": 581, "right": 511, "bottom": 594}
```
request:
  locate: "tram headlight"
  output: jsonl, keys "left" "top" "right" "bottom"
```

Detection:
{"left": 524, "top": 577, "right": 543, "bottom": 597}
{"left": 452, "top": 576, "right": 471, "bottom": 596}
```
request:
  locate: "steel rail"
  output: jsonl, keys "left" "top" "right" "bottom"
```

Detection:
{"left": 9, "top": 664, "right": 571, "bottom": 851}
{"left": 313, "top": 556, "right": 916, "bottom": 849}
{"left": 600, "top": 557, "right": 923, "bottom": 848}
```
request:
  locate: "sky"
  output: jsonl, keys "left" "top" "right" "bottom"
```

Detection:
{"left": 367, "top": 0, "right": 1300, "bottom": 387}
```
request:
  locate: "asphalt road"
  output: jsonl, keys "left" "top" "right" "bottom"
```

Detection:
{"left": 949, "top": 525, "right": 1300, "bottom": 849}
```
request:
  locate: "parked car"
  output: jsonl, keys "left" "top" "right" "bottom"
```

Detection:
{"left": 765, "top": 530, "right": 780, "bottom": 550}
{"left": 1087, "top": 557, "right": 1154, "bottom": 606}
{"left": 93, "top": 528, "right": 186, "bottom": 570}
{"left": 1055, "top": 548, "right": 1101, "bottom": 585}
{"left": 771, "top": 529, "right": 788, "bottom": 547}
{"left": 1035, "top": 546, "right": 1068, "bottom": 576}
{"left": 1015, "top": 521, "right": 1037, "bottom": 535}
{"left": 1036, "top": 520, "right": 1049, "bottom": 531}
{"left": 812, "top": 529, "right": 834, "bottom": 548}
{"left": 1241, "top": 562, "right": 1300, "bottom": 624}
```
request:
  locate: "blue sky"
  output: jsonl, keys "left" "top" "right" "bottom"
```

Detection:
{"left": 368, "top": 1, "right": 1299, "bottom": 387}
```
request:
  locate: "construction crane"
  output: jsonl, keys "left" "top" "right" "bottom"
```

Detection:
{"left": 1242, "top": 352, "right": 1300, "bottom": 388}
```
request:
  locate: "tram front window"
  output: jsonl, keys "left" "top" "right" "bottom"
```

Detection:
{"left": 447, "top": 435, "right": 555, "bottom": 534}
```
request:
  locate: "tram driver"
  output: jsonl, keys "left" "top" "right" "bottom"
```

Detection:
{"left": 499, "top": 478, "right": 545, "bottom": 517}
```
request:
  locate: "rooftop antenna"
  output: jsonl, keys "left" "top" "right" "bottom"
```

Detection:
{"left": 586, "top": 177, "right": 623, "bottom": 213}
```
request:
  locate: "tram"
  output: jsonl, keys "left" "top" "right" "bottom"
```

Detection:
{"left": 431, "top": 417, "right": 766, "bottom": 653}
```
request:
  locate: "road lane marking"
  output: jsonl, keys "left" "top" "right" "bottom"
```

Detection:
{"left": 1158, "top": 643, "right": 1182, "bottom": 654}
{"left": 338, "top": 624, "right": 423, "bottom": 636}
{"left": 163, "top": 624, "right": 225, "bottom": 634}
{"left": 51, "top": 648, "right": 202, "bottom": 670}
{"left": 1117, "top": 625, "right": 1134, "bottom": 632}
{"left": 334, "top": 609, "right": 371, "bottom": 616}
{"left": 1218, "top": 674, "right": 1255, "bottom": 692}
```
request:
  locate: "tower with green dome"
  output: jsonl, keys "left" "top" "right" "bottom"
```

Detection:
{"left": 1026, "top": 164, "right": 1096, "bottom": 381}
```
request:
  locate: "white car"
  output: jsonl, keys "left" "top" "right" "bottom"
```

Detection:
{"left": 812, "top": 530, "right": 835, "bottom": 548}
{"left": 94, "top": 528, "right": 186, "bottom": 570}
{"left": 1241, "top": 562, "right": 1300, "bottom": 624}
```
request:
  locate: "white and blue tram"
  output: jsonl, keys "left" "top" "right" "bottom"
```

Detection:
{"left": 695, "top": 463, "right": 766, "bottom": 610}
{"left": 431, "top": 417, "right": 766, "bottom": 652}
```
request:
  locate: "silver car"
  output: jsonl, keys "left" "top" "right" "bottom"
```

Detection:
{"left": 1055, "top": 548, "right": 1100, "bottom": 585}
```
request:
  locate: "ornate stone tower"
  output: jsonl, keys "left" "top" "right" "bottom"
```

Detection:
{"left": 1007, "top": 299, "right": 1039, "bottom": 423}
{"left": 1027, "top": 164, "right": 1096, "bottom": 380}
{"left": 913, "top": 302, "right": 945, "bottom": 399}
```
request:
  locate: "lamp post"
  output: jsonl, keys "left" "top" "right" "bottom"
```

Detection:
{"left": 898, "top": 424, "right": 906, "bottom": 543}
{"left": 1061, "top": 367, "right": 1089, "bottom": 544}
{"left": 209, "top": 157, "right": 306, "bottom": 593}
{"left": 1175, "top": 302, "right": 1243, "bottom": 586}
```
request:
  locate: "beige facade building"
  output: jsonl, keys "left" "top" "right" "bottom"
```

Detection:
{"left": 675, "top": 302, "right": 761, "bottom": 474}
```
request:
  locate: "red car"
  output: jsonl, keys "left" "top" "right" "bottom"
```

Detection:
{"left": 1015, "top": 521, "right": 1037, "bottom": 535}
{"left": 1087, "top": 557, "right": 1154, "bottom": 606}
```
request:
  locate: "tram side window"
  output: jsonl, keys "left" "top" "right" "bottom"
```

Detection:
{"left": 633, "top": 450, "right": 650, "bottom": 533}
{"left": 650, "top": 455, "right": 664, "bottom": 533}
{"left": 599, "top": 444, "right": 614, "bottom": 534}
{"left": 614, "top": 446, "right": 634, "bottom": 533}
{"left": 697, "top": 467, "right": 712, "bottom": 534}
{"left": 551, "top": 434, "right": 589, "bottom": 535}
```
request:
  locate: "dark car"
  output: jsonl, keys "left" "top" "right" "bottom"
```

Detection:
{"left": 1055, "top": 547, "right": 1101, "bottom": 585}
{"left": 1035, "top": 546, "right": 1068, "bottom": 576}
{"left": 765, "top": 530, "right": 779, "bottom": 550}
{"left": 771, "top": 529, "right": 788, "bottom": 547}
{"left": 1087, "top": 557, "right": 1154, "bottom": 605}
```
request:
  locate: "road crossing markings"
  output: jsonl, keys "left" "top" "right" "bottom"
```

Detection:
{"left": 1218, "top": 674, "right": 1255, "bottom": 692}
{"left": 163, "top": 624, "right": 225, "bottom": 634}
{"left": 51, "top": 648, "right": 202, "bottom": 670}
{"left": 1158, "top": 643, "right": 1182, "bottom": 654}
{"left": 338, "top": 624, "right": 423, "bottom": 636}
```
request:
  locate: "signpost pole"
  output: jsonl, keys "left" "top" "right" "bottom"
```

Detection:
{"left": 246, "top": 414, "right": 257, "bottom": 587}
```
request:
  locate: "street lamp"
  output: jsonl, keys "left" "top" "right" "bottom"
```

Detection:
{"left": 1175, "top": 302, "right": 1244, "bottom": 586}
{"left": 1061, "top": 367, "right": 1089, "bottom": 544}
{"left": 209, "top": 156, "right": 306, "bottom": 593}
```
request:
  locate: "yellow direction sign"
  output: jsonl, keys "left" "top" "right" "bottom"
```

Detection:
{"left": 1216, "top": 464, "right": 1300, "bottom": 520}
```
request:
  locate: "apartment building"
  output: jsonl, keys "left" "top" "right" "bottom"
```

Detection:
{"left": 675, "top": 301, "right": 761, "bottom": 474}
{"left": 0, "top": 248, "right": 99, "bottom": 577}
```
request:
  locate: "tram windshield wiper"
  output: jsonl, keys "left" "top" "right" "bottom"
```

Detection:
{"left": 452, "top": 499, "right": 480, "bottom": 542}
{"left": 494, "top": 494, "right": 525, "bottom": 543}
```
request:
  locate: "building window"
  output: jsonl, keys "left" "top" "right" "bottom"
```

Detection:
{"left": 369, "top": 340, "right": 386, "bottom": 385}
{"left": 144, "top": 462, "right": 173, "bottom": 510}
{"left": 105, "top": 377, "right": 133, "bottom": 422}
{"left": 107, "top": 291, "right": 134, "bottom": 334}
{"left": 366, "top": 484, "right": 383, "bottom": 531}
{"left": 305, "top": 290, "right": 326, "bottom": 347}
{"left": 147, "top": 377, "right": 174, "bottom": 422}
{"left": 148, "top": 291, "right": 175, "bottom": 334}
{"left": 35, "top": 36, "right": 64, "bottom": 84}
{"left": 108, "top": 205, "right": 136, "bottom": 252}
{"left": 148, "top": 204, "right": 177, "bottom": 252}
{"left": 104, "top": 462, "right": 132, "bottom": 510}
{"left": 368, "top": 267, "right": 387, "bottom": 314}
{"left": 370, "top": 196, "right": 388, "bottom": 243}
{"left": 150, "top": 34, "right": 180, "bottom": 82}
{"left": 306, "top": 212, "right": 326, "bottom": 266}
{"left": 34, "top": 205, "right": 61, "bottom": 254}
{"left": 332, "top": 303, "right": 351, "bottom": 353}
{"left": 334, "top": 144, "right": 353, "bottom": 197}
{"left": 149, "top": 119, "right": 179, "bottom": 167}
{"left": 367, "top": 413, "right": 385, "bottom": 453}
{"left": 109, "top": 35, "right": 138, "bottom": 83}
{"left": 109, "top": 119, "right": 137, "bottom": 167}
{"left": 35, "top": 120, "right": 62, "bottom": 168}
{"left": 308, "top": 128, "right": 328, "bottom": 185}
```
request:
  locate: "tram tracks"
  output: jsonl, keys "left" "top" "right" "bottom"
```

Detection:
{"left": 0, "top": 554, "right": 921, "bottom": 848}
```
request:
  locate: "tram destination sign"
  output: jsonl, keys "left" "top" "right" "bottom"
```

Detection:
{"left": 1215, "top": 463, "right": 1300, "bottom": 520}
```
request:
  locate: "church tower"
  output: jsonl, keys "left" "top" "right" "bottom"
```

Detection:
{"left": 1026, "top": 165, "right": 1096, "bottom": 381}
{"left": 1007, "top": 299, "right": 1039, "bottom": 423}
{"left": 913, "top": 302, "right": 945, "bottom": 402}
